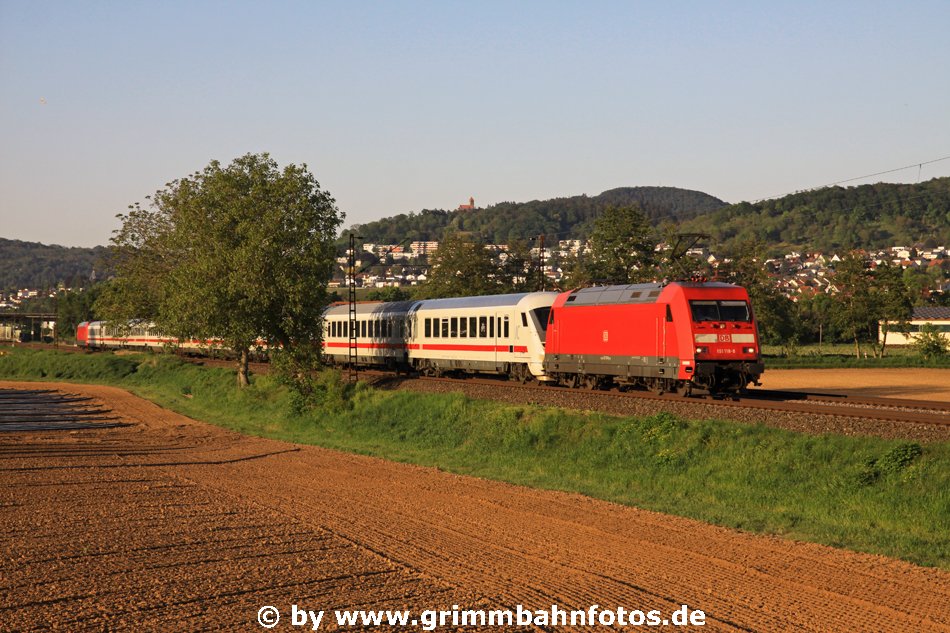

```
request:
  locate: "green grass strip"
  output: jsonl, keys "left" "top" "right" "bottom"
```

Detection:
{"left": 2, "top": 347, "right": 948, "bottom": 569}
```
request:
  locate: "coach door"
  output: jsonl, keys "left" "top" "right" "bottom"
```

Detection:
{"left": 490, "top": 311, "right": 508, "bottom": 369}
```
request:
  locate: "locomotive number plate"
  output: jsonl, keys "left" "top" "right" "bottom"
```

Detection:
{"left": 718, "top": 333, "right": 731, "bottom": 343}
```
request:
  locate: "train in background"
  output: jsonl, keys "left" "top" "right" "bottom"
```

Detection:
{"left": 322, "top": 281, "right": 764, "bottom": 395}
{"left": 76, "top": 281, "right": 764, "bottom": 396}
{"left": 75, "top": 321, "right": 262, "bottom": 356}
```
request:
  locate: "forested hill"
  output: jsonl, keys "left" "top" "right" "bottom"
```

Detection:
{"left": 349, "top": 186, "right": 728, "bottom": 244}
{"left": 0, "top": 238, "right": 108, "bottom": 290}
{"left": 682, "top": 177, "right": 950, "bottom": 254}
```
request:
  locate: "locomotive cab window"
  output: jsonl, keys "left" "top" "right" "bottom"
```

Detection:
{"left": 690, "top": 300, "right": 751, "bottom": 322}
{"left": 719, "top": 300, "right": 751, "bottom": 321}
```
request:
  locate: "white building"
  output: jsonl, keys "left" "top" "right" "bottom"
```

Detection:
{"left": 879, "top": 307, "right": 950, "bottom": 346}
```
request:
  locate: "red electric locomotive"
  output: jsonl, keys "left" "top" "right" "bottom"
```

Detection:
{"left": 543, "top": 281, "right": 764, "bottom": 395}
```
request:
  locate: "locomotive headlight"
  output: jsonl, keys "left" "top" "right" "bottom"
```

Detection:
{"left": 742, "top": 346, "right": 755, "bottom": 354}
{"left": 695, "top": 346, "right": 708, "bottom": 354}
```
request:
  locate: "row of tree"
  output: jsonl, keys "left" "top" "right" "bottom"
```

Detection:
{"left": 416, "top": 204, "right": 945, "bottom": 358}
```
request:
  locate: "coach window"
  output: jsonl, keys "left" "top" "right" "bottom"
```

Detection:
{"left": 441, "top": 318, "right": 449, "bottom": 338}
{"left": 425, "top": 318, "right": 431, "bottom": 338}
{"left": 479, "top": 316, "right": 487, "bottom": 337}
{"left": 503, "top": 316, "right": 510, "bottom": 338}
{"left": 460, "top": 317, "right": 467, "bottom": 337}
{"left": 520, "top": 312, "right": 528, "bottom": 327}
{"left": 450, "top": 317, "right": 458, "bottom": 337}
{"left": 489, "top": 316, "right": 495, "bottom": 338}
{"left": 361, "top": 321, "right": 367, "bottom": 338}
{"left": 469, "top": 317, "right": 477, "bottom": 337}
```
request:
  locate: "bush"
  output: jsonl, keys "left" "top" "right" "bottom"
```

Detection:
{"left": 914, "top": 324, "right": 949, "bottom": 360}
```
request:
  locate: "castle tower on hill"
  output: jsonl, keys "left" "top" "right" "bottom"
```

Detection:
{"left": 457, "top": 196, "right": 475, "bottom": 211}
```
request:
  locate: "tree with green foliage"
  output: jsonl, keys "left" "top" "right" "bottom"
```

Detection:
{"left": 716, "top": 240, "right": 798, "bottom": 350}
{"left": 366, "top": 286, "right": 412, "bottom": 302}
{"left": 913, "top": 324, "right": 949, "bottom": 360}
{"left": 55, "top": 285, "right": 102, "bottom": 341}
{"left": 96, "top": 153, "right": 343, "bottom": 387}
{"left": 795, "top": 292, "right": 837, "bottom": 349}
{"left": 499, "top": 238, "right": 537, "bottom": 293}
{"left": 584, "top": 205, "right": 657, "bottom": 284}
{"left": 830, "top": 252, "right": 877, "bottom": 358}
{"left": 419, "top": 232, "right": 509, "bottom": 298}
{"left": 872, "top": 262, "right": 912, "bottom": 356}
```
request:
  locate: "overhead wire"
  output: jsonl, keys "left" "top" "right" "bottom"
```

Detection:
{"left": 349, "top": 154, "right": 950, "bottom": 256}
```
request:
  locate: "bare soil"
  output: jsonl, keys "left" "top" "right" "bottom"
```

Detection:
{"left": 759, "top": 368, "right": 950, "bottom": 402}
{"left": 2, "top": 381, "right": 949, "bottom": 632}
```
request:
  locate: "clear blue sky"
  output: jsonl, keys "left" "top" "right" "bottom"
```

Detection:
{"left": 2, "top": 1, "right": 949, "bottom": 247}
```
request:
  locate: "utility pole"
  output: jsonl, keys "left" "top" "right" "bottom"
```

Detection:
{"left": 347, "top": 233, "right": 361, "bottom": 383}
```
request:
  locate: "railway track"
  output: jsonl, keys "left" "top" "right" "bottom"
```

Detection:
{"left": 8, "top": 345, "right": 948, "bottom": 429}
{"left": 369, "top": 373, "right": 950, "bottom": 428}
{"left": 182, "top": 358, "right": 950, "bottom": 427}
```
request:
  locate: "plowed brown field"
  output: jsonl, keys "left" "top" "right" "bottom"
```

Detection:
{"left": 2, "top": 381, "right": 949, "bottom": 632}
{"left": 759, "top": 368, "right": 950, "bottom": 402}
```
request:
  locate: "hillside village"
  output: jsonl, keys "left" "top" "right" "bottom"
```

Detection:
{"left": 330, "top": 240, "right": 950, "bottom": 302}
{"left": 3, "top": 241, "right": 947, "bottom": 313}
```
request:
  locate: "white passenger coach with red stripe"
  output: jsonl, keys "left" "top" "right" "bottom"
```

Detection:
{"left": 321, "top": 292, "right": 559, "bottom": 382}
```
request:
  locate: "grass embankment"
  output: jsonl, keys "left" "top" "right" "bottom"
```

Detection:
{"left": 762, "top": 343, "right": 950, "bottom": 368}
{"left": 2, "top": 348, "right": 948, "bottom": 569}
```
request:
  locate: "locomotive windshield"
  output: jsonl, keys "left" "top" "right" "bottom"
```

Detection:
{"left": 690, "top": 300, "right": 751, "bottom": 322}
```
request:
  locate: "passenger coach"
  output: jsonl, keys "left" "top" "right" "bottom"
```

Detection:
{"left": 322, "top": 300, "right": 418, "bottom": 369}
{"left": 408, "top": 292, "right": 558, "bottom": 381}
